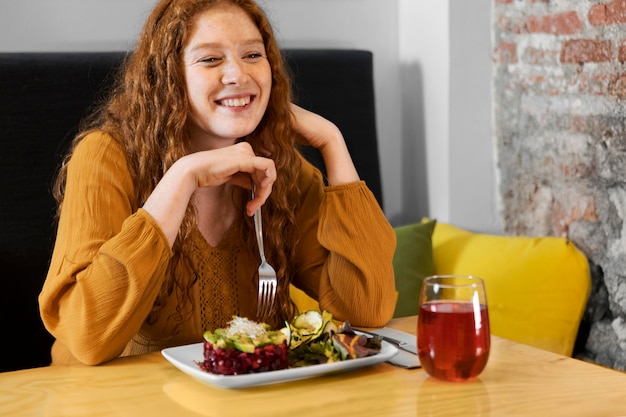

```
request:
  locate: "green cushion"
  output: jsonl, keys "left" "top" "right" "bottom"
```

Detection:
{"left": 392, "top": 219, "right": 437, "bottom": 317}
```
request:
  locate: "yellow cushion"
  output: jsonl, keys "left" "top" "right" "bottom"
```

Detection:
{"left": 290, "top": 285, "right": 319, "bottom": 313}
{"left": 430, "top": 221, "right": 591, "bottom": 356}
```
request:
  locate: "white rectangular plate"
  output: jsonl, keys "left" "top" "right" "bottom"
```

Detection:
{"left": 162, "top": 340, "right": 398, "bottom": 389}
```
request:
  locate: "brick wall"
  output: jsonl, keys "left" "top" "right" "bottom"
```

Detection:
{"left": 493, "top": 0, "right": 626, "bottom": 369}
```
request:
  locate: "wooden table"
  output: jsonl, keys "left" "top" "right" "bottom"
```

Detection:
{"left": 2, "top": 316, "right": 626, "bottom": 416}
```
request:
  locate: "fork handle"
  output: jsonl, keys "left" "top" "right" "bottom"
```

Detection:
{"left": 254, "top": 208, "right": 267, "bottom": 262}
{"left": 252, "top": 187, "right": 267, "bottom": 263}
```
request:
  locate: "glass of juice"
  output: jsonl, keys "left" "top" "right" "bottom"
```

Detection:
{"left": 417, "top": 275, "right": 490, "bottom": 382}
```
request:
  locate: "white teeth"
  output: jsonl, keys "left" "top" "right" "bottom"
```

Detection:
{"left": 220, "top": 96, "right": 251, "bottom": 107}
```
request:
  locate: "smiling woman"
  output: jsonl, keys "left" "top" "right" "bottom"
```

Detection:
{"left": 0, "top": 47, "right": 385, "bottom": 372}
{"left": 35, "top": 0, "right": 397, "bottom": 368}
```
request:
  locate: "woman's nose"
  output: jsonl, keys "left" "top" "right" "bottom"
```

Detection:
{"left": 221, "top": 58, "right": 245, "bottom": 84}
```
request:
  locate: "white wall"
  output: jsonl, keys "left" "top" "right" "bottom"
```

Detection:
{"left": 259, "top": 0, "right": 405, "bottom": 226}
{"left": 398, "top": 0, "right": 450, "bottom": 227}
{"left": 398, "top": 0, "right": 499, "bottom": 233}
{"left": 0, "top": 0, "right": 153, "bottom": 51}
{"left": 449, "top": 0, "right": 500, "bottom": 233}
{"left": 0, "top": 0, "right": 501, "bottom": 233}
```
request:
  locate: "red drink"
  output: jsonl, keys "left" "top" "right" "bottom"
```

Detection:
{"left": 417, "top": 301, "right": 490, "bottom": 382}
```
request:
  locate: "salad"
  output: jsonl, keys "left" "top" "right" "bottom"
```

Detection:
{"left": 199, "top": 310, "right": 383, "bottom": 375}
{"left": 285, "top": 310, "right": 383, "bottom": 367}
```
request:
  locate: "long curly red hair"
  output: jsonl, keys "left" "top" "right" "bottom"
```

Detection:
{"left": 53, "top": 0, "right": 301, "bottom": 328}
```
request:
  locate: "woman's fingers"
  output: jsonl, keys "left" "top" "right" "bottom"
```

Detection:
{"left": 190, "top": 141, "right": 276, "bottom": 216}
{"left": 192, "top": 142, "right": 271, "bottom": 184}
{"left": 244, "top": 165, "right": 275, "bottom": 217}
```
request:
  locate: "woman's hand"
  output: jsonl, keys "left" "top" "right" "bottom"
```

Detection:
{"left": 143, "top": 142, "right": 276, "bottom": 246}
{"left": 291, "top": 103, "right": 342, "bottom": 151}
{"left": 290, "top": 103, "right": 359, "bottom": 185}
{"left": 189, "top": 142, "right": 275, "bottom": 215}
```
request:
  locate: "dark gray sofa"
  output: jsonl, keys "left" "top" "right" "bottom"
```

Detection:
{"left": 0, "top": 49, "right": 383, "bottom": 371}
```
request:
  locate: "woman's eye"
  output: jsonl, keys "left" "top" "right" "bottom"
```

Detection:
{"left": 199, "top": 57, "right": 221, "bottom": 65}
{"left": 244, "top": 53, "right": 264, "bottom": 60}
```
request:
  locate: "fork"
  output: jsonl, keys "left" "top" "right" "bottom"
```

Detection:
{"left": 252, "top": 187, "right": 278, "bottom": 317}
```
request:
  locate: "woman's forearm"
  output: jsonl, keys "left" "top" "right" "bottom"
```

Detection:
{"left": 142, "top": 159, "right": 196, "bottom": 247}
{"left": 319, "top": 136, "right": 360, "bottom": 186}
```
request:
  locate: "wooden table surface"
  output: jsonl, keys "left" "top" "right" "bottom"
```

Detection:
{"left": 2, "top": 316, "right": 626, "bottom": 417}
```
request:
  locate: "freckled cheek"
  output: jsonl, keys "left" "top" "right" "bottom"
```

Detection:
{"left": 183, "top": 81, "right": 206, "bottom": 118}
{"left": 255, "top": 67, "right": 273, "bottom": 106}
{"left": 185, "top": 70, "right": 213, "bottom": 97}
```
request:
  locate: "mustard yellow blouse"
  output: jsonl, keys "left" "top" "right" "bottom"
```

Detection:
{"left": 39, "top": 132, "right": 397, "bottom": 365}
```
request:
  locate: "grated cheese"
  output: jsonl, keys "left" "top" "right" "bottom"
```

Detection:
{"left": 225, "top": 316, "right": 268, "bottom": 339}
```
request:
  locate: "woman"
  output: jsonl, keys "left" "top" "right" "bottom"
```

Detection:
{"left": 39, "top": 0, "right": 397, "bottom": 366}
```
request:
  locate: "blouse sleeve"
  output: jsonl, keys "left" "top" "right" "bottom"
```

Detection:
{"left": 38, "top": 132, "right": 172, "bottom": 365}
{"left": 291, "top": 161, "right": 398, "bottom": 327}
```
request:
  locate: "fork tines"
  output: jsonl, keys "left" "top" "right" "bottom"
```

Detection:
{"left": 257, "top": 277, "right": 276, "bottom": 317}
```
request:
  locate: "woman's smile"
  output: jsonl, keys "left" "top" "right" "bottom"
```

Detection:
{"left": 217, "top": 95, "right": 253, "bottom": 108}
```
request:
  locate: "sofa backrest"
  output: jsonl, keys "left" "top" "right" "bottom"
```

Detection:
{"left": 0, "top": 49, "right": 382, "bottom": 371}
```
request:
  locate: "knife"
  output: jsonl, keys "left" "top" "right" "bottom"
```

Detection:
{"left": 357, "top": 329, "right": 418, "bottom": 355}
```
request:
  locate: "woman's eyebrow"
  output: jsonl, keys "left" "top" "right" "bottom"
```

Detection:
{"left": 187, "top": 39, "right": 265, "bottom": 53}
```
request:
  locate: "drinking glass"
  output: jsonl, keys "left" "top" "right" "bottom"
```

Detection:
{"left": 417, "top": 275, "right": 490, "bottom": 382}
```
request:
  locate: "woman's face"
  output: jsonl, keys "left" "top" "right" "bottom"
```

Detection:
{"left": 183, "top": 3, "right": 272, "bottom": 149}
